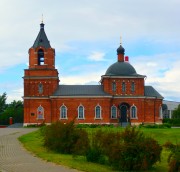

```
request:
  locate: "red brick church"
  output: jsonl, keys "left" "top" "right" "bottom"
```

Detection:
{"left": 23, "top": 22, "right": 163, "bottom": 126}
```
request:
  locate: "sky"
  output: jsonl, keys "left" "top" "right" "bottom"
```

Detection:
{"left": 0, "top": 0, "right": 180, "bottom": 103}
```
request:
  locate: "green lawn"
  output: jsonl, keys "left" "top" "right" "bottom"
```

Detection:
{"left": 19, "top": 128, "right": 180, "bottom": 172}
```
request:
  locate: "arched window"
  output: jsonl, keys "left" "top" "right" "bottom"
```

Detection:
{"left": 78, "top": 105, "right": 84, "bottom": 119}
{"left": 60, "top": 105, "right": 67, "bottom": 119}
{"left": 38, "top": 83, "right": 43, "bottom": 94}
{"left": 131, "top": 82, "right": 135, "bottom": 92}
{"left": 38, "top": 49, "right": 44, "bottom": 65}
{"left": 159, "top": 106, "right": 163, "bottom": 119}
{"left": 122, "top": 82, "right": 126, "bottom": 92}
{"left": 37, "top": 105, "right": 44, "bottom": 119}
{"left": 112, "top": 82, "right": 116, "bottom": 92}
{"left": 95, "top": 105, "right": 101, "bottom": 119}
{"left": 111, "top": 105, "right": 117, "bottom": 119}
{"left": 130, "top": 105, "right": 137, "bottom": 119}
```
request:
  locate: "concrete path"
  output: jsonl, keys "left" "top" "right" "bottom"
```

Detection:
{"left": 0, "top": 128, "right": 79, "bottom": 172}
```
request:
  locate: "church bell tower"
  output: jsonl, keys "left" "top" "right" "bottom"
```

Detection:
{"left": 23, "top": 22, "right": 59, "bottom": 125}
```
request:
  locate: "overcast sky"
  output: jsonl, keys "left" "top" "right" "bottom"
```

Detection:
{"left": 0, "top": 0, "right": 180, "bottom": 103}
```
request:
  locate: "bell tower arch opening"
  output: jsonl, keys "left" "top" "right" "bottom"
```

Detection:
{"left": 38, "top": 49, "right": 44, "bottom": 65}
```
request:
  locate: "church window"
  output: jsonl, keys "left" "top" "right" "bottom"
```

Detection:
{"left": 78, "top": 105, "right": 84, "bottom": 119}
{"left": 38, "top": 83, "right": 43, "bottom": 94}
{"left": 131, "top": 82, "right": 135, "bottom": 92}
{"left": 111, "top": 106, "right": 117, "bottom": 119}
{"left": 122, "top": 82, "right": 126, "bottom": 92}
{"left": 159, "top": 106, "right": 163, "bottom": 119}
{"left": 95, "top": 105, "right": 101, "bottom": 119}
{"left": 112, "top": 82, "right": 116, "bottom": 92}
{"left": 60, "top": 105, "right": 67, "bottom": 119}
{"left": 37, "top": 105, "right": 44, "bottom": 119}
{"left": 38, "top": 49, "right": 44, "bottom": 65}
{"left": 130, "top": 105, "right": 137, "bottom": 119}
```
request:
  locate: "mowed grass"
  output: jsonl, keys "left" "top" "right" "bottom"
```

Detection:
{"left": 19, "top": 127, "right": 180, "bottom": 172}
{"left": 19, "top": 130, "right": 114, "bottom": 172}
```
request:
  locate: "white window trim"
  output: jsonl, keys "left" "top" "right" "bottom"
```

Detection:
{"left": 131, "top": 82, "right": 135, "bottom": 92}
{"left": 78, "top": 105, "right": 85, "bottom": 119}
{"left": 112, "top": 82, "right": 116, "bottom": 92}
{"left": 130, "top": 105, "right": 138, "bottom": 119}
{"left": 122, "top": 82, "right": 126, "bottom": 92}
{"left": 94, "top": 105, "right": 102, "bottom": 119}
{"left": 111, "top": 105, "right": 117, "bottom": 119}
{"left": 60, "top": 104, "right": 68, "bottom": 120}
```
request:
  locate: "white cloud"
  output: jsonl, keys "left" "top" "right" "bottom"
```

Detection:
{"left": 88, "top": 52, "right": 105, "bottom": 61}
{"left": 60, "top": 71, "right": 103, "bottom": 85}
{"left": 7, "top": 88, "right": 23, "bottom": 103}
{"left": 147, "top": 62, "right": 157, "bottom": 67}
{"left": 132, "top": 53, "right": 180, "bottom": 101}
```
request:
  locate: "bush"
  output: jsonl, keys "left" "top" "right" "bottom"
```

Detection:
{"left": 86, "top": 147, "right": 106, "bottom": 164}
{"left": 86, "top": 127, "right": 162, "bottom": 171}
{"left": 164, "top": 142, "right": 180, "bottom": 172}
{"left": 42, "top": 122, "right": 162, "bottom": 170}
{"left": 163, "top": 118, "right": 180, "bottom": 127}
{"left": 106, "top": 127, "right": 162, "bottom": 171}
{"left": 86, "top": 129, "right": 120, "bottom": 164}
{"left": 42, "top": 121, "right": 89, "bottom": 155}
{"left": 86, "top": 130, "right": 107, "bottom": 164}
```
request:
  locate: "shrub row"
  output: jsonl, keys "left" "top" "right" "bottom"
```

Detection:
{"left": 41, "top": 121, "right": 162, "bottom": 171}
{"left": 139, "top": 123, "right": 171, "bottom": 128}
{"left": 41, "top": 121, "right": 89, "bottom": 155}
{"left": 87, "top": 127, "right": 162, "bottom": 171}
{"left": 76, "top": 124, "right": 114, "bottom": 128}
{"left": 163, "top": 118, "right": 180, "bottom": 127}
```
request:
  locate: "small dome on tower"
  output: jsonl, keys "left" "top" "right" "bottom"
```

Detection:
{"left": 104, "top": 41, "right": 143, "bottom": 77}
{"left": 117, "top": 44, "right": 125, "bottom": 55}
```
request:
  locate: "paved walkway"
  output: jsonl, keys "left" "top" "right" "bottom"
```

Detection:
{"left": 0, "top": 128, "right": 79, "bottom": 172}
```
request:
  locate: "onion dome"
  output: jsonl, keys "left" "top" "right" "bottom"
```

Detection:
{"left": 117, "top": 44, "right": 125, "bottom": 55}
{"left": 105, "top": 42, "right": 140, "bottom": 76}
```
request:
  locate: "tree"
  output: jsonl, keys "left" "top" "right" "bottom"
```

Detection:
{"left": 0, "top": 92, "right": 7, "bottom": 114}
{"left": 172, "top": 105, "right": 180, "bottom": 119}
{"left": 0, "top": 100, "right": 23, "bottom": 125}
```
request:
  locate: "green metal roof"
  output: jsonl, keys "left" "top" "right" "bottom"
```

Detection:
{"left": 105, "top": 61, "right": 141, "bottom": 76}
{"left": 53, "top": 85, "right": 110, "bottom": 96}
{"left": 144, "top": 86, "right": 163, "bottom": 99}
{"left": 52, "top": 85, "right": 163, "bottom": 99}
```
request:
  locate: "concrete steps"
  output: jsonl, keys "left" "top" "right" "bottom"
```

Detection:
{"left": 121, "top": 122, "right": 130, "bottom": 127}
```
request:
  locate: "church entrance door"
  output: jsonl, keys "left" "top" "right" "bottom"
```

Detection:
{"left": 118, "top": 102, "right": 130, "bottom": 127}
{"left": 120, "top": 105, "right": 127, "bottom": 122}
